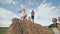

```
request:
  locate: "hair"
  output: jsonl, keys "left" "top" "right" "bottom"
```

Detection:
{"left": 22, "top": 8, "right": 25, "bottom": 11}
{"left": 32, "top": 10, "right": 34, "bottom": 12}
{"left": 52, "top": 18, "right": 57, "bottom": 21}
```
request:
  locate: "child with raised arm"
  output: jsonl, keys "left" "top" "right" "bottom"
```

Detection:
{"left": 21, "top": 8, "right": 27, "bottom": 20}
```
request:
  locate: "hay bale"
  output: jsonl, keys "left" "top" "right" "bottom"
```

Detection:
{"left": 7, "top": 18, "right": 54, "bottom": 34}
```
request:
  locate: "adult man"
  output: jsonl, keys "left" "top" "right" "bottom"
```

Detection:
{"left": 48, "top": 18, "right": 60, "bottom": 34}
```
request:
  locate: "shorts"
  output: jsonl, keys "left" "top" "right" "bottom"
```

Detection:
{"left": 31, "top": 15, "right": 34, "bottom": 19}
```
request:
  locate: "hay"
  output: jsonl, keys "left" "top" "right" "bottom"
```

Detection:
{"left": 7, "top": 18, "right": 54, "bottom": 34}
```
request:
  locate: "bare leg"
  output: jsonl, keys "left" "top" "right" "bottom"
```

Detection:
{"left": 32, "top": 19, "right": 34, "bottom": 23}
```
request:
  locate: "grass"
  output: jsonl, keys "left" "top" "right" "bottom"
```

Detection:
{"left": 0, "top": 27, "right": 8, "bottom": 34}
{"left": 0, "top": 27, "right": 53, "bottom": 34}
{"left": 45, "top": 28, "right": 54, "bottom": 34}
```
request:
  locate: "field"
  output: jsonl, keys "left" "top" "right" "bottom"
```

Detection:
{"left": 0, "top": 27, "right": 54, "bottom": 34}
{"left": 0, "top": 27, "right": 8, "bottom": 34}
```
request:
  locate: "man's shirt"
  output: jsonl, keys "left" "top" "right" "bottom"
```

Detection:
{"left": 49, "top": 23, "right": 59, "bottom": 28}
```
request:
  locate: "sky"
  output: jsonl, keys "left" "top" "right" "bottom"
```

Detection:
{"left": 0, "top": 0, "right": 60, "bottom": 27}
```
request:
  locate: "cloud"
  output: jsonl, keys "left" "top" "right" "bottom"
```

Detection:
{"left": 0, "top": 8, "right": 18, "bottom": 20}
{"left": 0, "top": 8, "right": 18, "bottom": 27}
{"left": 0, "top": 20, "right": 11, "bottom": 27}
{"left": 20, "top": 4, "right": 25, "bottom": 8}
{"left": 29, "top": 0, "right": 34, "bottom": 5}
{"left": 0, "top": 23, "right": 3, "bottom": 27}
{"left": 0, "top": 0, "right": 18, "bottom": 5}
{"left": 37, "top": 3, "right": 60, "bottom": 19}
{"left": 35, "top": 0, "right": 60, "bottom": 26}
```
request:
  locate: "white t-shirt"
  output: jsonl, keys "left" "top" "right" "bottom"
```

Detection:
{"left": 21, "top": 11, "right": 26, "bottom": 17}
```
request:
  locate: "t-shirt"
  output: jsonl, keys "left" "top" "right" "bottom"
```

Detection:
{"left": 21, "top": 11, "right": 26, "bottom": 17}
{"left": 49, "top": 23, "right": 59, "bottom": 28}
{"left": 49, "top": 23, "right": 60, "bottom": 34}
{"left": 31, "top": 11, "right": 35, "bottom": 16}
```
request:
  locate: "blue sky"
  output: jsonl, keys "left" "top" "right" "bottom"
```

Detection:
{"left": 0, "top": 0, "right": 60, "bottom": 27}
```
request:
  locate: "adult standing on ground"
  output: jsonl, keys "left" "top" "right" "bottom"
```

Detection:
{"left": 48, "top": 18, "right": 60, "bottom": 34}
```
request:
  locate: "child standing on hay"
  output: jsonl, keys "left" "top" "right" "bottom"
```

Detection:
{"left": 31, "top": 10, "right": 35, "bottom": 23}
{"left": 21, "top": 8, "right": 27, "bottom": 20}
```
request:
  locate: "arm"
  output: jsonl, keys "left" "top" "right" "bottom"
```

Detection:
{"left": 58, "top": 24, "right": 60, "bottom": 29}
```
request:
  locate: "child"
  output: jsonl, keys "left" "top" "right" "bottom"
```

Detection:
{"left": 21, "top": 8, "right": 27, "bottom": 20}
{"left": 31, "top": 10, "right": 35, "bottom": 23}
